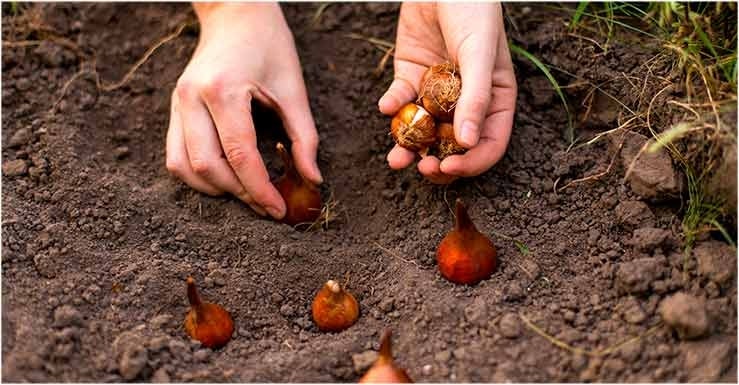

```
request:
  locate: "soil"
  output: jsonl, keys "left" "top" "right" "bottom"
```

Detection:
{"left": 2, "top": 3, "right": 737, "bottom": 383}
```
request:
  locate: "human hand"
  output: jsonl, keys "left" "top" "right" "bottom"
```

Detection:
{"left": 166, "top": 2, "right": 322, "bottom": 219}
{"left": 379, "top": 2, "right": 517, "bottom": 184}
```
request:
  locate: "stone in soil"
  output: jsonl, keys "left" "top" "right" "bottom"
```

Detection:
{"left": 3, "top": 159, "right": 29, "bottom": 177}
{"left": 498, "top": 313, "right": 521, "bottom": 338}
{"left": 616, "top": 131, "right": 680, "bottom": 200}
{"left": 8, "top": 127, "right": 32, "bottom": 148}
{"left": 53, "top": 305, "right": 83, "bottom": 328}
{"left": 694, "top": 240, "right": 736, "bottom": 287}
{"left": 659, "top": 292, "right": 710, "bottom": 340}
{"left": 615, "top": 200, "right": 655, "bottom": 228}
{"left": 680, "top": 335, "right": 734, "bottom": 382}
{"left": 118, "top": 345, "right": 148, "bottom": 380}
{"left": 619, "top": 296, "right": 647, "bottom": 324}
{"left": 352, "top": 350, "right": 378, "bottom": 373}
{"left": 615, "top": 256, "right": 666, "bottom": 294}
{"left": 629, "top": 227, "right": 671, "bottom": 252}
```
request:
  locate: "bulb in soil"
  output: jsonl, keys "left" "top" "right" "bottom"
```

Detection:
{"left": 359, "top": 329, "right": 413, "bottom": 383}
{"left": 419, "top": 62, "right": 461, "bottom": 122}
{"left": 434, "top": 122, "right": 467, "bottom": 159}
{"left": 390, "top": 103, "right": 437, "bottom": 152}
{"left": 273, "top": 142, "right": 322, "bottom": 226}
{"left": 437, "top": 199, "right": 497, "bottom": 285}
{"left": 184, "top": 277, "right": 234, "bottom": 349}
{"left": 311, "top": 279, "right": 359, "bottom": 332}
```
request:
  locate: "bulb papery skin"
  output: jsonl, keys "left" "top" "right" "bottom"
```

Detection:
{"left": 436, "top": 200, "right": 497, "bottom": 285}
{"left": 420, "top": 62, "right": 461, "bottom": 122}
{"left": 184, "top": 277, "right": 234, "bottom": 349}
{"left": 311, "top": 280, "right": 359, "bottom": 332}
{"left": 359, "top": 329, "right": 413, "bottom": 383}
{"left": 273, "top": 143, "right": 322, "bottom": 226}
{"left": 434, "top": 122, "right": 467, "bottom": 159}
{"left": 390, "top": 103, "right": 437, "bottom": 152}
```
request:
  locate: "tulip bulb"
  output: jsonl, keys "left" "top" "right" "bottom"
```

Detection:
{"left": 273, "top": 142, "right": 322, "bottom": 226}
{"left": 311, "top": 279, "right": 359, "bottom": 332}
{"left": 437, "top": 199, "right": 497, "bottom": 285}
{"left": 390, "top": 103, "right": 437, "bottom": 152}
{"left": 434, "top": 122, "right": 467, "bottom": 159}
{"left": 359, "top": 329, "right": 413, "bottom": 383}
{"left": 420, "top": 62, "right": 461, "bottom": 122}
{"left": 184, "top": 277, "right": 234, "bottom": 348}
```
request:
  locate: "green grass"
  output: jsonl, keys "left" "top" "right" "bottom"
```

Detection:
{"left": 508, "top": 42, "right": 574, "bottom": 143}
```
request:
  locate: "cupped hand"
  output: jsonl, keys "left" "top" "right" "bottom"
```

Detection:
{"left": 166, "top": 3, "right": 322, "bottom": 219}
{"left": 379, "top": 2, "right": 517, "bottom": 184}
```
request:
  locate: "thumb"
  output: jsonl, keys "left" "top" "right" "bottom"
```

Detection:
{"left": 453, "top": 34, "right": 495, "bottom": 149}
{"left": 279, "top": 96, "right": 323, "bottom": 186}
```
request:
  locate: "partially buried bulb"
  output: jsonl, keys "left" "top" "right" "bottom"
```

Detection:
{"left": 359, "top": 329, "right": 413, "bottom": 383}
{"left": 311, "top": 279, "right": 359, "bottom": 332}
{"left": 437, "top": 199, "right": 497, "bottom": 285}
{"left": 433, "top": 122, "right": 467, "bottom": 160}
{"left": 390, "top": 103, "right": 437, "bottom": 152}
{"left": 273, "top": 142, "right": 322, "bottom": 226}
{"left": 184, "top": 277, "right": 234, "bottom": 349}
{"left": 419, "top": 62, "right": 461, "bottom": 122}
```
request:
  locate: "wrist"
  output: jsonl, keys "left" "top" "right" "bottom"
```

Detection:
{"left": 193, "top": 2, "right": 282, "bottom": 30}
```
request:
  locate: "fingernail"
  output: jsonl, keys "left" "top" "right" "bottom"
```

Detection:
{"left": 266, "top": 205, "right": 284, "bottom": 219}
{"left": 460, "top": 120, "right": 479, "bottom": 147}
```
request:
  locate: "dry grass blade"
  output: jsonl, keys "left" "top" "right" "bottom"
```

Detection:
{"left": 559, "top": 134, "right": 624, "bottom": 191}
{"left": 519, "top": 313, "right": 664, "bottom": 357}
{"left": 345, "top": 33, "right": 395, "bottom": 50}
{"left": 303, "top": 190, "right": 340, "bottom": 231}
{"left": 372, "top": 241, "right": 419, "bottom": 267}
{"left": 97, "top": 22, "right": 192, "bottom": 92}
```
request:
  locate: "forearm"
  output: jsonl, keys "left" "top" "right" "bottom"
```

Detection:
{"left": 192, "top": 2, "right": 282, "bottom": 28}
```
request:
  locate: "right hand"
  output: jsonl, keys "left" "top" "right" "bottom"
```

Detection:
{"left": 166, "top": 2, "right": 322, "bottom": 220}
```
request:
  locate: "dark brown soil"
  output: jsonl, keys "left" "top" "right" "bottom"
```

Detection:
{"left": 2, "top": 3, "right": 736, "bottom": 383}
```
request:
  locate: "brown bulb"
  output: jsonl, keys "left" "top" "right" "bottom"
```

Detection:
{"left": 273, "top": 142, "right": 322, "bottom": 226}
{"left": 437, "top": 199, "right": 497, "bottom": 285}
{"left": 184, "top": 277, "right": 234, "bottom": 348}
{"left": 359, "top": 329, "right": 413, "bottom": 383}
{"left": 390, "top": 103, "right": 437, "bottom": 152}
{"left": 420, "top": 62, "right": 461, "bottom": 122}
{"left": 434, "top": 122, "right": 467, "bottom": 159}
{"left": 311, "top": 279, "right": 359, "bottom": 332}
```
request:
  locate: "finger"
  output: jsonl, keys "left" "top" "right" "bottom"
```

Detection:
{"left": 276, "top": 88, "right": 323, "bottom": 186}
{"left": 418, "top": 155, "right": 458, "bottom": 184}
{"left": 165, "top": 93, "right": 223, "bottom": 196}
{"left": 378, "top": 61, "right": 427, "bottom": 115}
{"left": 203, "top": 86, "right": 287, "bottom": 220}
{"left": 454, "top": 36, "right": 495, "bottom": 149}
{"left": 440, "top": 110, "right": 514, "bottom": 177}
{"left": 177, "top": 86, "right": 267, "bottom": 216}
{"left": 387, "top": 144, "right": 416, "bottom": 170}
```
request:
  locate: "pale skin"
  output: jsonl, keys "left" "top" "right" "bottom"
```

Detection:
{"left": 167, "top": 2, "right": 517, "bottom": 219}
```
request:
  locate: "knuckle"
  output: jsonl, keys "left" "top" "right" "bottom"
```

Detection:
{"left": 165, "top": 158, "right": 183, "bottom": 177}
{"left": 224, "top": 146, "right": 251, "bottom": 169}
{"left": 190, "top": 158, "right": 212, "bottom": 177}
{"left": 175, "top": 77, "right": 199, "bottom": 101}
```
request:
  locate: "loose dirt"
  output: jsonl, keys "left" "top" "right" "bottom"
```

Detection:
{"left": 2, "top": 3, "right": 736, "bottom": 382}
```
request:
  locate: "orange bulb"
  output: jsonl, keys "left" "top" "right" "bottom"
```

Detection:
{"left": 359, "top": 329, "right": 413, "bottom": 383}
{"left": 183, "top": 277, "right": 234, "bottom": 349}
{"left": 311, "top": 279, "right": 359, "bottom": 332}
{"left": 390, "top": 103, "right": 437, "bottom": 152}
{"left": 434, "top": 122, "right": 467, "bottom": 159}
{"left": 273, "top": 142, "right": 322, "bottom": 226}
{"left": 420, "top": 62, "right": 461, "bottom": 122}
{"left": 437, "top": 199, "right": 497, "bottom": 285}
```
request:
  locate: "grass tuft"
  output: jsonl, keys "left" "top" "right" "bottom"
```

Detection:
{"left": 509, "top": 42, "right": 574, "bottom": 143}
